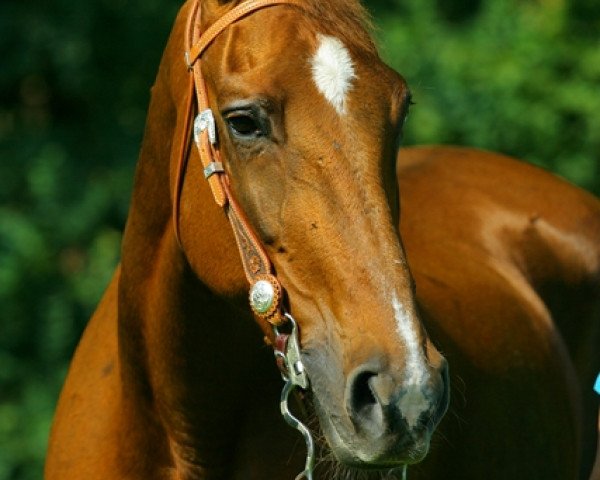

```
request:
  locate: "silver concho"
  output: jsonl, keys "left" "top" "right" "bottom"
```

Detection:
{"left": 249, "top": 280, "right": 275, "bottom": 314}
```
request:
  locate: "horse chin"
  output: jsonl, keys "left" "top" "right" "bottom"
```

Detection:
{"left": 309, "top": 392, "right": 432, "bottom": 471}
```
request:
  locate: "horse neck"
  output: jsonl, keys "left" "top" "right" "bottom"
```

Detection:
{"left": 115, "top": 6, "right": 268, "bottom": 472}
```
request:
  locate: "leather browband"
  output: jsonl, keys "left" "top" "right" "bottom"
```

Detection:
{"left": 187, "top": 0, "right": 304, "bottom": 67}
{"left": 173, "top": 0, "right": 304, "bottom": 326}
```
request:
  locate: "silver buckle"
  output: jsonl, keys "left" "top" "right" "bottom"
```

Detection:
{"left": 194, "top": 109, "right": 217, "bottom": 146}
{"left": 203, "top": 162, "right": 224, "bottom": 179}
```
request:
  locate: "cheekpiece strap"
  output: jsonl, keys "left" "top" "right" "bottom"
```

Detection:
{"left": 176, "top": 0, "right": 305, "bottom": 326}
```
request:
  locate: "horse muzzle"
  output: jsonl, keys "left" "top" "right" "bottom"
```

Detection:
{"left": 306, "top": 352, "right": 450, "bottom": 468}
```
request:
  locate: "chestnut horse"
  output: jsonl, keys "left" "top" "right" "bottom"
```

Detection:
{"left": 45, "top": 0, "right": 600, "bottom": 479}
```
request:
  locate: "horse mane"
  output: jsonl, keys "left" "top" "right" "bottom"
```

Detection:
{"left": 297, "top": 0, "right": 377, "bottom": 56}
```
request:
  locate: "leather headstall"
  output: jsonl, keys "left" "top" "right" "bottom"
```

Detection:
{"left": 173, "top": 0, "right": 304, "bottom": 327}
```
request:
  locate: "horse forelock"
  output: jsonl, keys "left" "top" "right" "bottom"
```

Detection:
{"left": 200, "top": 0, "right": 376, "bottom": 57}
{"left": 296, "top": 0, "right": 377, "bottom": 57}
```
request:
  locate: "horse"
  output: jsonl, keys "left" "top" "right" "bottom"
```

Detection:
{"left": 45, "top": 0, "right": 600, "bottom": 478}
{"left": 396, "top": 146, "right": 600, "bottom": 479}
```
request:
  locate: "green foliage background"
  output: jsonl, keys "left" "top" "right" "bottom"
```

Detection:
{"left": 0, "top": 0, "right": 598, "bottom": 478}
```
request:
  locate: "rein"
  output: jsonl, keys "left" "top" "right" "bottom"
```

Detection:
{"left": 173, "top": 1, "right": 314, "bottom": 478}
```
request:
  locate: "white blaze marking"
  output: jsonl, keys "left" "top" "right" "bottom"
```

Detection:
{"left": 311, "top": 34, "right": 356, "bottom": 114}
{"left": 392, "top": 294, "right": 430, "bottom": 429}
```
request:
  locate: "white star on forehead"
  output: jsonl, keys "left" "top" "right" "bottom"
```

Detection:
{"left": 311, "top": 34, "right": 356, "bottom": 114}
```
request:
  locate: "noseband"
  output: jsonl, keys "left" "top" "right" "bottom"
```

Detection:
{"left": 173, "top": 1, "right": 314, "bottom": 478}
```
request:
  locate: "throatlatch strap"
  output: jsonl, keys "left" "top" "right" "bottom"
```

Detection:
{"left": 172, "top": 74, "right": 196, "bottom": 247}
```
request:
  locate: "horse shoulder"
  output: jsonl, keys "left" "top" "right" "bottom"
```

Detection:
{"left": 45, "top": 268, "right": 123, "bottom": 479}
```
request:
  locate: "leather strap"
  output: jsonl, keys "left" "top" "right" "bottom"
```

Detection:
{"left": 173, "top": 0, "right": 304, "bottom": 326}
{"left": 187, "top": 0, "right": 304, "bottom": 65}
{"left": 172, "top": 74, "right": 196, "bottom": 246}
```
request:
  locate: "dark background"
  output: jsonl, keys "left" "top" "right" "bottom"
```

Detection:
{"left": 1, "top": 0, "right": 598, "bottom": 477}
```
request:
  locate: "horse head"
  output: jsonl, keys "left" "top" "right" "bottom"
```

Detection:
{"left": 167, "top": 0, "right": 449, "bottom": 471}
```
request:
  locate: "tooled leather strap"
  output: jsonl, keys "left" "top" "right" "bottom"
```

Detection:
{"left": 173, "top": 0, "right": 304, "bottom": 326}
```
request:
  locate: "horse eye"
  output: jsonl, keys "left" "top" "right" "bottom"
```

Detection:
{"left": 225, "top": 112, "right": 263, "bottom": 138}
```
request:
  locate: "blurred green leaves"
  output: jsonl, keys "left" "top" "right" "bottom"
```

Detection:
{"left": 1, "top": 0, "right": 179, "bottom": 477}
{"left": 377, "top": 0, "right": 600, "bottom": 192}
{"left": 1, "top": 0, "right": 599, "bottom": 478}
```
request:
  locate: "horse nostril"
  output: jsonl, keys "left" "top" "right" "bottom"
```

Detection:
{"left": 350, "top": 371, "right": 378, "bottom": 414}
{"left": 347, "top": 369, "right": 391, "bottom": 436}
{"left": 344, "top": 359, "right": 449, "bottom": 449}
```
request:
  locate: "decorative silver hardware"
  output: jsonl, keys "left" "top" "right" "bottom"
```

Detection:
{"left": 184, "top": 51, "right": 192, "bottom": 70}
{"left": 249, "top": 280, "right": 276, "bottom": 315}
{"left": 274, "top": 314, "right": 314, "bottom": 480}
{"left": 203, "top": 162, "right": 224, "bottom": 179}
{"left": 194, "top": 109, "right": 217, "bottom": 145}
{"left": 274, "top": 314, "right": 309, "bottom": 389}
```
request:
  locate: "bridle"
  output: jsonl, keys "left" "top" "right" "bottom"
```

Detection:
{"left": 173, "top": 1, "right": 314, "bottom": 478}
{"left": 175, "top": 0, "right": 306, "bottom": 326}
